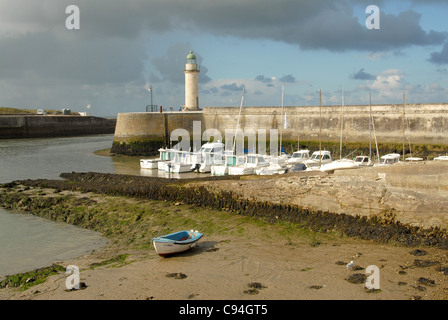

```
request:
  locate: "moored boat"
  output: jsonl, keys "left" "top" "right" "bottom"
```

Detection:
{"left": 191, "top": 141, "right": 225, "bottom": 172}
{"left": 228, "top": 154, "right": 269, "bottom": 175}
{"left": 141, "top": 148, "right": 173, "bottom": 169}
{"left": 434, "top": 155, "right": 448, "bottom": 161}
{"left": 320, "top": 158, "right": 358, "bottom": 173}
{"left": 375, "top": 153, "right": 401, "bottom": 166}
{"left": 211, "top": 153, "right": 245, "bottom": 176}
{"left": 165, "top": 150, "right": 194, "bottom": 173}
{"left": 353, "top": 155, "right": 373, "bottom": 167}
{"left": 286, "top": 150, "right": 310, "bottom": 165}
{"left": 304, "top": 150, "right": 332, "bottom": 171}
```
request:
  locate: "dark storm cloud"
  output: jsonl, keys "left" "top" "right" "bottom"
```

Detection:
{"left": 0, "top": 31, "right": 146, "bottom": 85}
{"left": 352, "top": 68, "right": 376, "bottom": 80}
{"left": 429, "top": 42, "right": 448, "bottom": 64}
{"left": 2, "top": 0, "right": 446, "bottom": 86}
{"left": 168, "top": 1, "right": 446, "bottom": 52}
{"left": 1, "top": 0, "right": 447, "bottom": 113}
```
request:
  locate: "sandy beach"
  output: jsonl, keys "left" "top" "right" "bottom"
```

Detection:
{"left": 0, "top": 162, "right": 447, "bottom": 301}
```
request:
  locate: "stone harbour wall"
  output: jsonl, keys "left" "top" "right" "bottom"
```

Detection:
{"left": 112, "top": 103, "right": 448, "bottom": 156}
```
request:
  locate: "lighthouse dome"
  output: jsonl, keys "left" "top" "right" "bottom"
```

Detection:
{"left": 186, "top": 51, "right": 197, "bottom": 60}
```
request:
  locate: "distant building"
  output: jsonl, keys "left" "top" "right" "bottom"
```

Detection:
{"left": 62, "top": 108, "right": 71, "bottom": 115}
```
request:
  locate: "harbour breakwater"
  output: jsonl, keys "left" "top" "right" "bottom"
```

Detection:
{"left": 0, "top": 115, "right": 116, "bottom": 139}
{"left": 111, "top": 103, "right": 448, "bottom": 158}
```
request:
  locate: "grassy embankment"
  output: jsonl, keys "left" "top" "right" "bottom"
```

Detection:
{"left": 0, "top": 107, "right": 80, "bottom": 115}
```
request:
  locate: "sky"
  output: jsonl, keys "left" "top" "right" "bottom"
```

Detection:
{"left": 0, "top": 0, "right": 447, "bottom": 117}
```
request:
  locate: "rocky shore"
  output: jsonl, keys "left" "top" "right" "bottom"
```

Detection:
{"left": 0, "top": 163, "right": 447, "bottom": 300}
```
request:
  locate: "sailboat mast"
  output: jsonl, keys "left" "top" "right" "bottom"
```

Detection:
{"left": 402, "top": 92, "right": 406, "bottom": 161}
{"left": 280, "top": 84, "right": 285, "bottom": 156}
{"left": 319, "top": 89, "right": 322, "bottom": 167}
{"left": 369, "top": 93, "right": 372, "bottom": 161}
{"left": 340, "top": 88, "right": 344, "bottom": 160}
{"left": 233, "top": 85, "right": 245, "bottom": 153}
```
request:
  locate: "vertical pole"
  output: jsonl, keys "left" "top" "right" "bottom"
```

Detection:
{"left": 402, "top": 93, "right": 406, "bottom": 162}
{"left": 369, "top": 93, "right": 372, "bottom": 161}
{"left": 319, "top": 89, "right": 322, "bottom": 168}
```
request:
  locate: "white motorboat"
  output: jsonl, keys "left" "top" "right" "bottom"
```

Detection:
{"left": 375, "top": 153, "right": 401, "bottom": 166}
{"left": 165, "top": 150, "right": 194, "bottom": 173}
{"left": 305, "top": 150, "right": 332, "bottom": 171}
{"left": 140, "top": 148, "right": 173, "bottom": 169}
{"left": 286, "top": 150, "right": 310, "bottom": 165}
{"left": 228, "top": 154, "right": 269, "bottom": 175}
{"left": 434, "top": 155, "right": 448, "bottom": 161}
{"left": 353, "top": 155, "right": 373, "bottom": 167}
{"left": 191, "top": 141, "right": 225, "bottom": 173}
{"left": 211, "top": 153, "right": 245, "bottom": 176}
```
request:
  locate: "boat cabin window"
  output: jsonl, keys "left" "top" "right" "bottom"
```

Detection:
{"left": 293, "top": 152, "right": 308, "bottom": 159}
{"left": 247, "top": 156, "right": 256, "bottom": 164}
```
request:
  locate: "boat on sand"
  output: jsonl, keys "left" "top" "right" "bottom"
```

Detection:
{"left": 152, "top": 230, "right": 203, "bottom": 256}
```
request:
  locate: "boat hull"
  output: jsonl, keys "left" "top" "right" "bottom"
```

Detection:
{"left": 152, "top": 230, "right": 203, "bottom": 256}
{"left": 140, "top": 159, "right": 161, "bottom": 169}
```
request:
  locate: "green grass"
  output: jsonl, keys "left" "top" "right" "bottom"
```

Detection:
{"left": 0, "top": 107, "right": 71, "bottom": 115}
{"left": 0, "top": 264, "right": 65, "bottom": 291}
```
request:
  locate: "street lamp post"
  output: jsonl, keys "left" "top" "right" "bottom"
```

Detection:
{"left": 147, "top": 86, "right": 153, "bottom": 112}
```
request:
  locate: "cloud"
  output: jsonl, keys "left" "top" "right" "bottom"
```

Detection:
{"left": 0, "top": 0, "right": 446, "bottom": 114}
{"left": 352, "top": 68, "right": 376, "bottom": 80}
{"left": 429, "top": 42, "right": 448, "bottom": 64}
{"left": 220, "top": 83, "right": 245, "bottom": 91}
{"left": 279, "top": 74, "right": 296, "bottom": 83}
{"left": 255, "top": 75, "right": 273, "bottom": 83}
{"left": 356, "top": 69, "right": 406, "bottom": 101}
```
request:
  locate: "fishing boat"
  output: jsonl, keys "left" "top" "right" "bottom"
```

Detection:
{"left": 152, "top": 230, "right": 203, "bottom": 257}
{"left": 353, "top": 155, "right": 373, "bottom": 167}
{"left": 211, "top": 153, "right": 245, "bottom": 176}
{"left": 286, "top": 150, "right": 310, "bottom": 165}
{"left": 304, "top": 150, "right": 332, "bottom": 170}
{"left": 164, "top": 150, "right": 194, "bottom": 173}
{"left": 375, "top": 153, "right": 401, "bottom": 166}
{"left": 228, "top": 154, "right": 269, "bottom": 175}
{"left": 191, "top": 141, "right": 225, "bottom": 173}
{"left": 140, "top": 148, "right": 173, "bottom": 169}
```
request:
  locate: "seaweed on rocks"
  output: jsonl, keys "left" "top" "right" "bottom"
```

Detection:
{"left": 3, "top": 172, "right": 448, "bottom": 249}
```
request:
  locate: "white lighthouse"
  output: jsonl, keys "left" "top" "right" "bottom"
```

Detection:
{"left": 184, "top": 51, "right": 200, "bottom": 111}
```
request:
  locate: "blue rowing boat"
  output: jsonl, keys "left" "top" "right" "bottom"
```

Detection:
{"left": 152, "top": 230, "right": 203, "bottom": 256}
